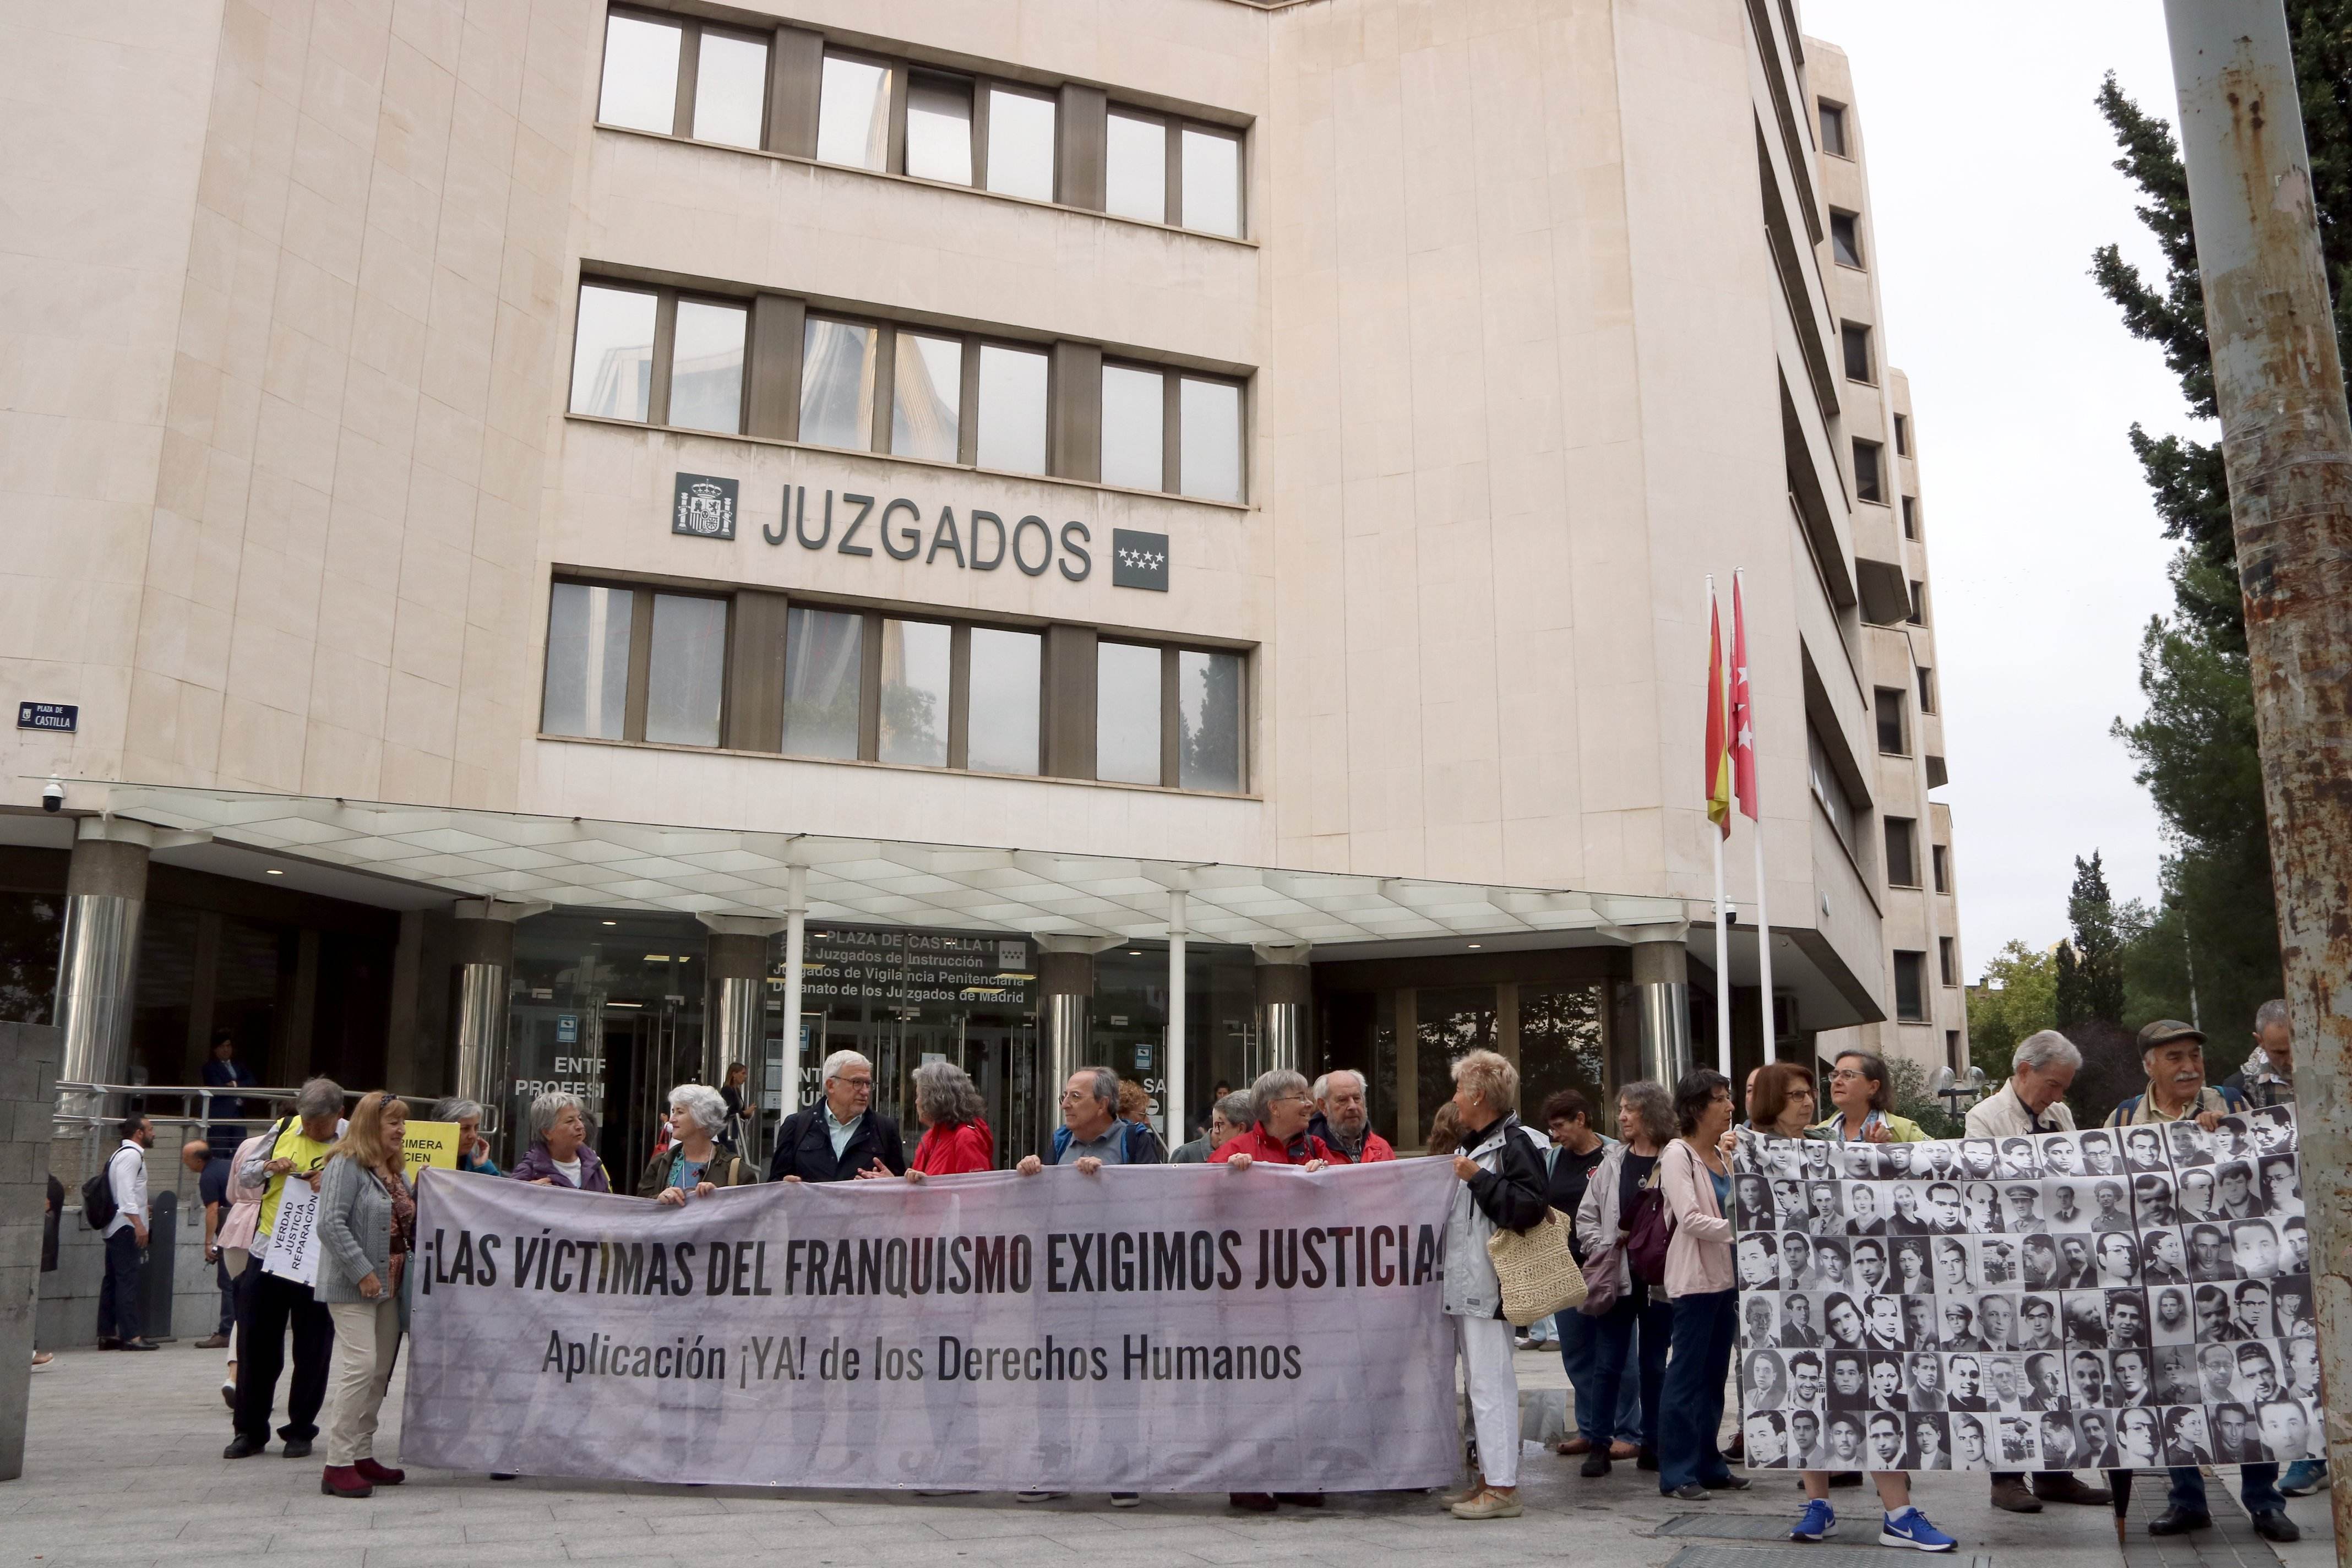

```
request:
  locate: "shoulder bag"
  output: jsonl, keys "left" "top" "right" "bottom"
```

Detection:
{"left": 1624, "top": 1149, "right": 1678, "bottom": 1287}
{"left": 1487, "top": 1207, "right": 1588, "bottom": 1326}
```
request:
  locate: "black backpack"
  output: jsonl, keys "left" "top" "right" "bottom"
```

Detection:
{"left": 80, "top": 1146, "right": 135, "bottom": 1231}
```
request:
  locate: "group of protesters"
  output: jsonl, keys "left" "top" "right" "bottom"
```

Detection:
{"left": 171, "top": 993, "right": 2310, "bottom": 1544}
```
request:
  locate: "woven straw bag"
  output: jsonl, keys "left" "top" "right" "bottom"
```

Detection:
{"left": 1487, "top": 1206, "right": 1589, "bottom": 1326}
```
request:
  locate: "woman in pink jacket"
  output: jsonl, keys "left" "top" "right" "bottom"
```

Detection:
{"left": 1657, "top": 1069, "right": 1748, "bottom": 1500}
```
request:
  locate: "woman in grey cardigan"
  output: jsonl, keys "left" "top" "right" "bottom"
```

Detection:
{"left": 313, "top": 1092, "right": 415, "bottom": 1500}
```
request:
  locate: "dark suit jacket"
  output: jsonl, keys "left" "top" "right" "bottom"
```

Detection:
{"left": 767, "top": 1107, "right": 908, "bottom": 1183}
{"left": 1781, "top": 1325, "right": 1822, "bottom": 1349}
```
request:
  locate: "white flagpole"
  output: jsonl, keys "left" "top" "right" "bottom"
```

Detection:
{"left": 1708, "top": 575, "right": 1733, "bottom": 1079}
{"left": 1739, "top": 568, "right": 1776, "bottom": 1063}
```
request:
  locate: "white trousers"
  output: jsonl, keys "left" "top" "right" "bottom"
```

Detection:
{"left": 324, "top": 1298, "right": 401, "bottom": 1466}
{"left": 221, "top": 1248, "right": 248, "bottom": 1365}
{"left": 1456, "top": 1313, "right": 1520, "bottom": 1489}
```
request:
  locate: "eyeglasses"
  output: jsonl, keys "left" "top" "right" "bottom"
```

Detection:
{"left": 830, "top": 1075, "right": 873, "bottom": 1090}
{"left": 1828, "top": 1069, "right": 1868, "bottom": 1084}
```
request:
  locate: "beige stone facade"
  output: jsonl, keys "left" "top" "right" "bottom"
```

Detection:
{"left": 2, "top": 0, "right": 1966, "bottom": 1134}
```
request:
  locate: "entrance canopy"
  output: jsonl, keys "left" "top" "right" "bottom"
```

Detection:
{"left": 92, "top": 786, "right": 1694, "bottom": 951}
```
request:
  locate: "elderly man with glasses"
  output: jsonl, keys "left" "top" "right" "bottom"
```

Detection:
{"left": 1019, "top": 1065, "right": 1166, "bottom": 1173}
{"left": 767, "top": 1049, "right": 907, "bottom": 1183}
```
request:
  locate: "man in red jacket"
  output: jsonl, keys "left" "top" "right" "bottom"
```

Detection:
{"left": 1308, "top": 1069, "right": 1395, "bottom": 1163}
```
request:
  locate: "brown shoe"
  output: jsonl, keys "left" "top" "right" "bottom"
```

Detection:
{"left": 2033, "top": 1474, "right": 2113, "bottom": 1506}
{"left": 1557, "top": 1436, "right": 1592, "bottom": 1456}
{"left": 1990, "top": 1477, "right": 2044, "bottom": 1513}
{"left": 1609, "top": 1441, "right": 1639, "bottom": 1460}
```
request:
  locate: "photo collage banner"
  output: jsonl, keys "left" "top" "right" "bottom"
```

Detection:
{"left": 1731, "top": 1108, "right": 2317, "bottom": 1473}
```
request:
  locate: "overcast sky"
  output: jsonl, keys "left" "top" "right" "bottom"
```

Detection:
{"left": 1799, "top": 2, "right": 2203, "bottom": 972}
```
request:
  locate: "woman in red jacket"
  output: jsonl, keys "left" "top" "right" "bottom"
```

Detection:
{"left": 904, "top": 1060, "right": 995, "bottom": 1179}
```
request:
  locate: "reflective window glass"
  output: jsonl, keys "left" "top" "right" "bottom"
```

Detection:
{"left": 967, "top": 628, "right": 1041, "bottom": 775}
{"left": 986, "top": 88, "right": 1057, "bottom": 201}
{"left": 543, "top": 583, "right": 633, "bottom": 739}
{"left": 905, "top": 74, "right": 973, "bottom": 185}
{"left": 801, "top": 318, "right": 878, "bottom": 450}
{"left": 668, "top": 300, "right": 746, "bottom": 434}
{"left": 1105, "top": 112, "right": 1167, "bottom": 222}
{"left": 1178, "top": 649, "right": 1244, "bottom": 792}
{"left": 645, "top": 594, "right": 727, "bottom": 747}
{"left": 783, "top": 607, "right": 864, "bottom": 759}
{"left": 1181, "top": 127, "right": 1242, "bottom": 236}
{"left": 877, "top": 619, "right": 951, "bottom": 767}
{"left": 976, "top": 345, "right": 1047, "bottom": 474}
{"left": 816, "top": 55, "right": 890, "bottom": 170}
{"left": 1096, "top": 642, "right": 1162, "bottom": 785}
{"left": 569, "top": 285, "right": 657, "bottom": 421}
{"left": 1099, "top": 365, "right": 1164, "bottom": 490}
{"left": 891, "top": 333, "right": 962, "bottom": 462}
{"left": 1179, "top": 378, "right": 1243, "bottom": 502}
{"left": 598, "top": 14, "right": 680, "bottom": 133}
{"left": 692, "top": 31, "right": 768, "bottom": 148}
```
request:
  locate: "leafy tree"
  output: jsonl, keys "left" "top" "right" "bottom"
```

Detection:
{"left": 1966, "top": 939, "right": 2057, "bottom": 1082}
{"left": 2054, "top": 853, "right": 2131, "bottom": 1027}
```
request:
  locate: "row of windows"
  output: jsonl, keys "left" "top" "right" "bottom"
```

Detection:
{"left": 597, "top": 9, "right": 1245, "bottom": 238}
{"left": 1871, "top": 674, "right": 1936, "bottom": 758}
{"left": 1880, "top": 817, "right": 1950, "bottom": 893}
{"left": 541, "top": 582, "right": 1249, "bottom": 793}
{"left": 567, "top": 280, "right": 1247, "bottom": 503}
{"left": 1888, "top": 939, "right": 1962, "bottom": 1023}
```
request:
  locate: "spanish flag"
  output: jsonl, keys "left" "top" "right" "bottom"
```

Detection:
{"left": 1705, "top": 591, "right": 1733, "bottom": 838}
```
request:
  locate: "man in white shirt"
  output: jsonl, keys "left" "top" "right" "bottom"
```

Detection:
{"left": 97, "top": 1115, "right": 157, "bottom": 1351}
{"left": 1967, "top": 1031, "right": 2082, "bottom": 1140}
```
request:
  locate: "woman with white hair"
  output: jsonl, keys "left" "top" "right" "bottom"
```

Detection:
{"left": 636, "top": 1084, "right": 755, "bottom": 1202}
{"left": 905, "top": 1060, "right": 995, "bottom": 1179}
{"left": 508, "top": 1091, "right": 612, "bottom": 1191}
{"left": 431, "top": 1097, "right": 500, "bottom": 1175}
{"left": 1436, "top": 1048, "right": 1548, "bottom": 1521}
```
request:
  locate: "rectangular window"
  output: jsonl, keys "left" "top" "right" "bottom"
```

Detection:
{"left": 1819, "top": 101, "right": 1848, "bottom": 157}
{"left": 1908, "top": 580, "right": 1927, "bottom": 625}
{"left": 1939, "top": 936, "right": 1958, "bottom": 988}
{"left": 1105, "top": 112, "right": 1168, "bottom": 223}
{"left": 1884, "top": 816, "right": 1918, "bottom": 887}
{"left": 1893, "top": 412, "right": 1910, "bottom": 455}
{"left": 668, "top": 298, "right": 747, "bottom": 434}
{"left": 1099, "top": 364, "right": 1165, "bottom": 490}
{"left": 692, "top": 31, "right": 769, "bottom": 149}
{"left": 1096, "top": 641, "right": 1163, "bottom": 785}
{"left": 1807, "top": 722, "right": 1857, "bottom": 853}
{"left": 876, "top": 618, "right": 952, "bottom": 766}
{"left": 1875, "top": 688, "right": 1907, "bottom": 755}
{"left": 542, "top": 583, "right": 633, "bottom": 739}
{"left": 966, "top": 627, "right": 1041, "bottom": 775}
{"left": 976, "top": 344, "right": 1048, "bottom": 475}
{"left": 1917, "top": 667, "right": 1935, "bottom": 714}
{"left": 1831, "top": 210, "right": 1863, "bottom": 268}
{"left": 1932, "top": 844, "right": 1950, "bottom": 894}
{"left": 782, "top": 606, "right": 864, "bottom": 759}
{"left": 816, "top": 54, "right": 891, "bottom": 171}
{"left": 1842, "top": 322, "right": 1872, "bottom": 383}
{"left": 986, "top": 87, "right": 1057, "bottom": 201}
{"left": 1179, "top": 378, "right": 1243, "bottom": 502}
{"left": 1901, "top": 496, "right": 1918, "bottom": 540}
{"left": 1178, "top": 649, "right": 1244, "bottom": 792}
{"left": 800, "top": 318, "right": 878, "bottom": 450}
{"left": 905, "top": 73, "right": 974, "bottom": 186}
{"left": 1182, "top": 126, "right": 1243, "bottom": 236}
{"left": 644, "top": 593, "right": 727, "bottom": 747}
{"left": 1854, "top": 439, "right": 1884, "bottom": 503}
{"left": 1893, "top": 951, "right": 1927, "bottom": 1022}
{"left": 598, "top": 13, "right": 681, "bottom": 134}
{"left": 890, "top": 333, "right": 963, "bottom": 462}
{"left": 569, "top": 284, "right": 658, "bottom": 421}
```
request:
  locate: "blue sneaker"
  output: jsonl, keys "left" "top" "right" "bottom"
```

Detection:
{"left": 1792, "top": 1500, "right": 1838, "bottom": 1542}
{"left": 2282, "top": 1460, "right": 2328, "bottom": 1497}
{"left": 1879, "top": 1507, "right": 1956, "bottom": 1553}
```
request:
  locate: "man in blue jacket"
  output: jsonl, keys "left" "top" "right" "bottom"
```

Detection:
{"left": 767, "top": 1049, "right": 907, "bottom": 1183}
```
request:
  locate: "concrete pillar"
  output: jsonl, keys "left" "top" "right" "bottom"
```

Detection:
{"left": 1252, "top": 945, "right": 1311, "bottom": 1086}
{"left": 1632, "top": 939, "right": 1692, "bottom": 1088}
{"left": 55, "top": 822, "right": 151, "bottom": 1110}
{"left": 0, "top": 1021, "right": 59, "bottom": 1479}
{"left": 778, "top": 865, "right": 809, "bottom": 1120}
{"left": 1037, "top": 943, "right": 1096, "bottom": 1157}
{"left": 700, "top": 917, "right": 785, "bottom": 1169}
{"left": 451, "top": 901, "right": 524, "bottom": 1136}
{"left": 1166, "top": 893, "right": 1188, "bottom": 1149}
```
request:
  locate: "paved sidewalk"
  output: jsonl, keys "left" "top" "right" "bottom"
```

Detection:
{"left": 0, "top": 1348, "right": 2328, "bottom": 1568}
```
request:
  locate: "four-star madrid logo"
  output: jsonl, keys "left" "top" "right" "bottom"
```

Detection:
{"left": 1112, "top": 529, "right": 1169, "bottom": 592}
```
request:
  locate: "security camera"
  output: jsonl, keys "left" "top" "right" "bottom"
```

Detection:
{"left": 40, "top": 777, "right": 63, "bottom": 814}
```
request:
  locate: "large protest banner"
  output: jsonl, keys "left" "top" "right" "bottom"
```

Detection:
{"left": 1730, "top": 1108, "right": 2318, "bottom": 1473}
{"left": 401, "top": 1158, "right": 1461, "bottom": 1491}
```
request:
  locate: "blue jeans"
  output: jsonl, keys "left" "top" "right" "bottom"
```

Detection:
{"left": 1561, "top": 1297, "right": 1656, "bottom": 1448}
{"left": 2169, "top": 1463, "right": 2282, "bottom": 1517}
{"left": 1659, "top": 1288, "right": 1739, "bottom": 1492}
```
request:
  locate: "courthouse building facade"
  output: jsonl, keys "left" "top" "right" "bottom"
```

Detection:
{"left": 1, "top": 0, "right": 1964, "bottom": 1166}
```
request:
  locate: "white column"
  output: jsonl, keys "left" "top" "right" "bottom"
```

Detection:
{"left": 1166, "top": 891, "right": 1188, "bottom": 1149}
{"left": 780, "top": 866, "right": 808, "bottom": 1117}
